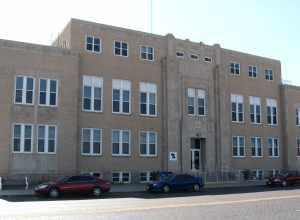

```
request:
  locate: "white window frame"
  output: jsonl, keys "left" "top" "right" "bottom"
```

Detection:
{"left": 265, "top": 69, "right": 273, "bottom": 80}
{"left": 266, "top": 98, "right": 277, "bottom": 126}
{"left": 139, "top": 131, "right": 158, "bottom": 157}
{"left": 140, "top": 46, "right": 154, "bottom": 61}
{"left": 230, "top": 62, "right": 240, "bottom": 75}
{"left": 111, "top": 129, "right": 131, "bottom": 156}
{"left": 14, "top": 75, "right": 35, "bottom": 105}
{"left": 251, "top": 169, "right": 263, "bottom": 180}
{"left": 140, "top": 82, "right": 157, "bottom": 117}
{"left": 114, "top": 40, "right": 129, "bottom": 57}
{"left": 249, "top": 96, "right": 261, "bottom": 124}
{"left": 248, "top": 65, "right": 257, "bottom": 78}
{"left": 140, "top": 171, "right": 155, "bottom": 183}
{"left": 12, "top": 123, "right": 33, "bottom": 153}
{"left": 268, "top": 137, "right": 279, "bottom": 158}
{"left": 231, "top": 94, "right": 244, "bottom": 122}
{"left": 37, "top": 125, "right": 57, "bottom": 154}
{"left": 112, "top": 171, "right": 131, "bottom": 184}
{"left": 251, "top": 136, "right": 263, "bottom": 158}
{"left": 297, "top": 138, "right": 300, "bottom": 157}
{"left": 81, "top": 128, "right": 102, "bottom": 156}
{"left": 82, "top": 75, "right": 103, "bottom": 112}
{"left": 38, "top": 78, "right": 58, "bottom": 107}
{"left": 187, "top": 88, "right": 207, "bottom": 116}
{"left": 112, "top": 79, "right": 131, "bottom": 114}
{"left": 296, "top": 107, "right": 300, "bottom": 126}
{"left": 85, "top": 35, "right": 102, "bottom": 54}
{"left": 204, "top": 57, "right": 212, "bottom": 63}
{"left": 232, "top": 136, "right": 245, "bottom": 158}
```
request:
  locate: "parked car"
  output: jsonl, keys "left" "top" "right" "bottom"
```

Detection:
{"left": 146, "top": 173, "right": 204, "bottom": 193}
{"left": 34, "top": 175, "right": 111, "bottom": 198}
{"left": 266, "top": 171, "right": 300, "bottom": 187}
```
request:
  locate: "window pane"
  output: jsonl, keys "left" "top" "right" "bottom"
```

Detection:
{"left": 50, "top": 80, "right": 57, "bottom": 92}
{"left": 14, "top": 125, "right": 21, "bottom": 138}
{"left": 40, "top": 92, "right": 46, "bottom": 105}
{"left": 26, "top": 78, "right": 34, "bottom": 90}
{"left": 84, "top": 86, "right": 92, "bottom": 98}
{"left": 93, "top": 143, "right": 101, "bottom": 154}
{"left": 112, "top": 131, "right": 120, "bottom": 143}
{"left": 123, "top": 90, "right": 129, "bottom": 102}
{"left": 38, "top": 139, "right": 45, "bottom": 152}
{"left": 112, "top": 143, "right": 120, "bottom": 154}
{"left": 122, "top": 143, "right": 129, "bottom": 154}
{"left": 83, "top": 129, "right": 91, "bottom": 142}
{"left": 113, "top": 89, "right": 120, "bottom": 100}
{"left": 26, "top": 91, "right": 33, "bottom": 104}
{"left": 93, "top": 129, "right": 101, "bottom": 142}
{"left": 149, "top": 144, "right": 156, "bottom": 155}
{"left": 122, "top": 131, "right": 129, "bottom": 143}
{"left": 87, "top": 36, "right": 93, "bottom": 44}
{"left": 13, "top": 139, "right": 21, "bottom": 152}
{"left": 49, "top": 127, "right": 56, "bottom": 139}
{"left": 24, "top": 126, "right": 32, "bottom": 138}
{"left": 48, "top": 140, "right": 55, "bottom": 153}
{"left": 24, "top": 139, "right": 31, "bottom": 152}
{"left": 50, "top": 93, "right": 56, "bottom": 105}
{"left": 83, "top": 142, "right": 90, "bottom": 154}
{"left": 16, "top": 77, "right": 23, "bottom": 90}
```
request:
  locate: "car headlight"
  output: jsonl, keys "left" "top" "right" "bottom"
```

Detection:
{"left": 37, "top": 184, "right": 49, "bottom": 189}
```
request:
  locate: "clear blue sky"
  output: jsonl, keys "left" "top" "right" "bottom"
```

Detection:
{"left": 0, "top": 0, "right": 299, "bottom": 84}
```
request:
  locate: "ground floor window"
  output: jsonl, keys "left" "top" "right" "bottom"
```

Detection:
{"left": 250, "top": 169, "right": 263, "bottom": 180}
{"left": 112, "top": 171, "right": 131, "bottom": 184}
{"left": 140, "top": 171, "right": 155, "bottom": 183}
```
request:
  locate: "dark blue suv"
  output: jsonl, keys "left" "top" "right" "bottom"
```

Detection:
{"left": 146, "top": 173, "right": 204, "bottom": 193}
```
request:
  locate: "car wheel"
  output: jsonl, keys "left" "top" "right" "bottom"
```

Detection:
{"left": 49, "top": 188, "right": 59, "bottom": 198}
{"left": 193, "top": 184, "right": 200, "bottom": 192}
{"left": 282, "top": 181, "right": 288, "bottom": 187}
{"left": 163, "top": 185, "right": 170, "bottom": 193}
{"left": 93, "top": 187, "right": 101, "bottom": 197}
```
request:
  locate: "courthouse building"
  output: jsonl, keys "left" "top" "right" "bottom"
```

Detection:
{"left": 0, "top": 18, "right": 299, "bottom": 183}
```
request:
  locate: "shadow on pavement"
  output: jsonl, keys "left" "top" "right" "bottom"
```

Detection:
{"left": 1, "top": 185, "right": 300, "bottom": 203}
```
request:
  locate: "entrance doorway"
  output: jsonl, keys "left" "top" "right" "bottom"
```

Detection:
{"left": 190, "top": 138, "right": 206, "bottom": 171}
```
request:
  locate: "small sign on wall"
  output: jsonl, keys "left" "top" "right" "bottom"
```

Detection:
{"left": 169, "top": 152, "right": 177, "bottom": 161}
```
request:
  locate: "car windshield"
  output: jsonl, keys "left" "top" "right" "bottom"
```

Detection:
{"left": 160, "top": 174, "right": 175, "bottom": 181}
{"left": 55, "top": 176, "right": 68, "bottom": 182}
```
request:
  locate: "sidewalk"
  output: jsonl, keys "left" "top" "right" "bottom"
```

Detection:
{"left": 0, "top": 181, "right": 266, "bottom": 197}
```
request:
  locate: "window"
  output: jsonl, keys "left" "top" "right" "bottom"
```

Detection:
{"left": 249, "top": 96, "right": 261, "bottom": 124}
{"left": 232, "top": 136, "right": 245, "bottom": 157}
{"left": 251, "top": 137, "right": 262, "bottom": 157}
{"left": 204, "top": 57, "right": 212, "bottom": 63}
{"left": 140, "top": 131, "right": 157, "bottom": 156}
{"left": 140, "top": 172, "right": 155, "bottom": 183}
{"left": 297, "top": 138, "right": 300, "bottom": 157}
{"left": 248, "top": 66, "right": 257, "bottom": 78}
{"left": 190, "top": 54, "right": 199, "bottom": 60}
{"left": 112, "top": 80, "right": 131, "bottom": 114}
{"left": 266, "top": 98, "right": 277, "bottom": 125}
{"left": 231, "top": 94, "right": 244, "bottom": 122}
{"left": 112, "top": 130, "right": 130, "bottom": 156}
{"left": 112, "top": 172, "right": 131, "bottom": 184}
{"left": 176, "top": 51, "right": 184, "bottom": 58}
{"left": 81, "top": 128, "right": 102, "bottom": 156}
{"left": 140, "top": 46, "right": 154, "bottom": 61}
{"left": 268, "top": 138, "right": 279, "bottom": 157}
{"left": 140, "top": 82, "right": 157, "bottom": 116}
{"left": 114, "top": 41, "right": 128, "bottom": 57}
{"left": 86, "top": 36, "right": 101, "bottom": 53}
{"left": 15, "top": 76, "right": 34, "bottom": 105}
{"left": 12, "top": 124, "right": 33, "bottom": 153}
{"left": 230, "top": 62, "right": 240, "bottom": 75}
{"left": 265, "top": 69, "right": 273, "bottom": 80}
{"left": 251, "top": 169, "right": 263, "bottom": 180}
{"left": 82, "top": 76, "right": 103, "bottom": 112}
{"left": 296, "top": 107, "right": 300, "bottom": 126}
{"left": 37, "top": 125, "right": 57, "bottom": 154}
{"left": 187, "top": 88, "right": 206, "bottom": 116}
{"left": 39, "top": 79, "right": 58, "bottom": 106}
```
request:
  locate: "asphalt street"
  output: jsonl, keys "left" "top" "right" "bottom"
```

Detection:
{"left": 0, "top": 186, "right": 300, "bottom": 220}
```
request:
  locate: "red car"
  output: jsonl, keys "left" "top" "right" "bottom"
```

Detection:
{"left": 35, "top": 175, "right": 111, "bottom": 198}
{"left": 266, "top": 171, "right": 300, "bottom": 187}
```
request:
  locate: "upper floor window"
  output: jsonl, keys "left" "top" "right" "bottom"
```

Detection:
{"left": 82, "top": 76, "right": 103, "bottom": 112}
{"left": 140, "top": 46, "right": 154, "bottom": 61}
{"left": 266, "top": 98, "right": 277, "bottom": 125}
{"left": 204, "top": 57, "right": 212, "bottom": 63}
{"left": 190, "top": 54, "right": 199, "bottom": 60}
{"left": 38, "top": 125, "right": 57, "bottom": 154}
{"left": 230, "top": 62, "right": 240, "bottom": 75}
{"left": 112, "top": 129, "right": 130, "bottom": 156}
{"left": 297, "top": 138, "right": 300, "bottom": 157}
{"left": 248, "top": 66, "right": 257, "bottom": 78}
{"left": 187, "top": 88, "right": 206, "bottom": 116}
{"left": 296, "top": 107, "right": 300, "bottom": 126}
{"left": 265, "top": 69, "right": 273, "bottom": 80}
{"left": 140, "top": 131, "right": 157, "bottom": 156}
{"left": 81, "top": 128, "right": 102, "bottom": 156}
{"left": 251, "top": 137, "right": 262, "bottom": 157}
{"left": 86, "top": 36, "right": 101, "bottom": 53}
{"left": 232, "top": 136, "right": 245, "bottom": 157}
{"left": 15, "top": 76, "right": 34, "bottom": 105}
{"left": 39, "top": 79, "right": 58, "bottom": 106}
{"left": 176, "top": 51, "right": 184, "bottom": 58}
{"left": 12, "top": 124, "right": 33, "bottom": 153}
{"left": 249, "top": 96, "right": 261, "bottom": 124}
{"left": 231, "top": 94, "right": 244, "bottom": 122}
{"left": 112, "top": 79, "right": 131, "bottom": 114}
{"left": 140, "top": 82, "right": 157, "bottom": 116}
{"left": 114, "top": 41, "right": 128, "bottom": 57}
{"left": 268, "top": 137, "right": 279, "bottom": 157}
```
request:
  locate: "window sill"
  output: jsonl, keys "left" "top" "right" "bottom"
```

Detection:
{"left": 112, "top": 154, "right": 131, "bottom": 157}
{"left": 139, "top": 154, "right": 158, "bottom": 158}
{"left": 232, "top": 156, "right": 246, "bottom": 158}
{"left": 39, "top": 105, "right": 58, "bottom": 108}
{"left": 82, "top": 109, "right": 103, "bottom": 113}
{"left": 140, "top": 114, "right": 158, "bottom": 118}
{"left": 269, "top": 156, "right": 280, "bottom": 159}
{"left": 14, "top": 103, "right": 34, "bottom": 106}
{"left": 81, "top": 154, "right": 102, "bottom": 157}
{"left": 112, "top": 112, "right": 132, "bottom": 116}
{"left": 37, "top": 152, "right": 57, "bottom": 155}
{"left": 232, "top": 121, "right": 245, "bottom": 124}
{"left": 12, "top": 151, "right": 33, "bottom": 154}
{"left": 251, "top": 156, "right": 263, "bottom": 159}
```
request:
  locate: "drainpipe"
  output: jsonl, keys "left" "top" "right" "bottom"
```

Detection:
{"left": 179, "top": 73, "right": 184, "bottom": 173}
